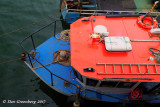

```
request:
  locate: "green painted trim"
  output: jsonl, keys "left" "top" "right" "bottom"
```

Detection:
{"left": 109, "top": 37, "right": 112, "bottom": 51}
{"left": 134, "top": 0, "right": 153, "bottom": 12}
{"left": 123, "top": 37, "right": 127, "bottom": 51}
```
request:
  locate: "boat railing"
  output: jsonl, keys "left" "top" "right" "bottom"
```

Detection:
{"left": 20, "top": 17, "right": 80, "bottom": 88}
{"left": 61, "top": 0, "right": 97, "bottom": 12}
{"left": 67, "top": 9, "right": 160, "bottom": 16}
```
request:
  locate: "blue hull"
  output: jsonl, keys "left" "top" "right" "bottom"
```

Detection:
{"left": 62, "top": 7, "right": 80, "bottom": 24}
{"left": 24, "top": 35, "right": 160, "bottom": 104}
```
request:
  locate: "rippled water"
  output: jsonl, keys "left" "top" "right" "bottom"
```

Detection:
{"left": 0, "top": 0, "right": 62, "bottom": 107}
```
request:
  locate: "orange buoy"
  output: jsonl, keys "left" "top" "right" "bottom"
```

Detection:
{"left": 137, "top": 15, "right": 158, "bottom": 29}
{"left": 129, "top": 88, "right": 143, "bottom": 102}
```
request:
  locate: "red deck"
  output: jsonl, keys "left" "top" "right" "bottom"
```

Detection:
{"left": 70, "top": 16, "right": 160, "bottom": 82}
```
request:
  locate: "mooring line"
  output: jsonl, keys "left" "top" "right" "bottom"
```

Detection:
{"left": 0, "top": 57, "right": 21, "bottom": 65}
{"left": 0, "top": 1, "right": 82, "bottom": 38}
{"left": 0, "top": 14, "right": 56, "bottom": 38}
{"left": 0, "top": 2, "right": 79, "bottom": 38}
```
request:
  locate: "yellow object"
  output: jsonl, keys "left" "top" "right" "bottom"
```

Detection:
{"left": 89, "top": 33, "right": 100, "bottom": 38}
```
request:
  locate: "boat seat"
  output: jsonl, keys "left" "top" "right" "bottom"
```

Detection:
{"left": 104, "top": 37, "right": 132, "bottom": 52}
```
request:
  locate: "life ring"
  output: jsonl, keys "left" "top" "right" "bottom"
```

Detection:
{"left": 129, "top": 88, "right": 143, "bottom": 102}
{"left": 137, "top": 15, "right": 158, "bottom": 29}
{"left": 66, "top": 1, "right": 74, "bottom": 9}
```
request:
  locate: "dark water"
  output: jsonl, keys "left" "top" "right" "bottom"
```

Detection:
{"left": 0, "top": 0, "right": 61, "bottom": 107}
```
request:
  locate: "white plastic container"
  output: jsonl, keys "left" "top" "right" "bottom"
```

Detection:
{"left": 94, "top": 25, "right": 109, "bottom": 36}
{"left": 104, "top": 37, "right": 132, "bottom": 52}
{"left": 150, "top": 28, "right": 160, "bottom": 35}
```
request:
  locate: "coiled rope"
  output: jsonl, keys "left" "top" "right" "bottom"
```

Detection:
{"left": 55, "top": 30, "right": 70, "bottom": 45}
{"left": 149, "top": 48, "right": 160, "bottom": 63}
{"left": 53, "top": 50, "right": 70, "bottom": 66}
{"left": 32, "top": 50, "right": 70, "bottom": 69}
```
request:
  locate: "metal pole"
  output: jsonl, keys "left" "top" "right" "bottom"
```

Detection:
{"left": 131, "top": 40, "right": 160, "bottom": 42}
{"left": 28, "top": 54, "right": 33, "bottom": 68}
{"left": 148, "top": 1, "right": 159, "bottom": 15}
{"left": 51, "top": 73, "right": 53, "bottom": 86}
{"left": 73, "top": 86, "right": 80, "bottom": 107}
{"left": 54, "top": 21, "right": 56, "bottom": 37}
{"left": 31, "top": 35, "right": 36, "bottom": 50}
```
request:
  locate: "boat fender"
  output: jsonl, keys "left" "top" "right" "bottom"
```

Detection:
{"left": 137, "top": 15, "right": 158, "bottom": 29}
{"left": 66, "top": 1, "right": 74, "bottom": 9}
{"left": 129, "top": 88, "right": 143, "bottom": 102}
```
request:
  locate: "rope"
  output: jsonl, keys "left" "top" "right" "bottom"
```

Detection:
{"left": 0, "top": 1, "right": 78, "bottom": 38}
{"left": 31, "top": 51, "right": 40, "bottom": 65}
{"left": 33, "top": 50, "right": 70, "bottom": 69}
{"left": 149, "top": 48, "right": 160, "bottom": 63}
{"left": 69, "top": 68, "right": 76, "bottom": 79}
{"left": 0, "top": 57, "right": 21, "bottom": 65}
{"left": 53, "top": 50, "right": 70, "bottom": 66}
{"left": 33, "top": 62, "right": 53, "bottom": 70}
{"left": 149, "top": 48, "right": 160, "bottom": 56}
{"left": 55, "top": 30, "right": 70, "bottom": 45}
{"left": 0, "top": 14, "right": 56, "bottom": 38}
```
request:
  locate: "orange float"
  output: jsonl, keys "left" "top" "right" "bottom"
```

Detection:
{"left": 129, "top": 88, "right": 143, "bottom": 102}
{"left": 137, "top": 15, "right": 158, "bottom": 29}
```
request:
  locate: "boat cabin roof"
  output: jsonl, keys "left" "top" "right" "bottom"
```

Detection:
{"left": 70, "top": 16, "right": 160, "bottom": 82}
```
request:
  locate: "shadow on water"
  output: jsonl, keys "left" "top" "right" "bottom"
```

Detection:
{"left": 38, "top": 80, "right": 68, "bottom": 107}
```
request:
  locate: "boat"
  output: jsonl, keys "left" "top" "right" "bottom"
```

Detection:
{"left": 60, "top": 0, "right": 159, "bottom": 24}
{"left": 20, "top": 11, "right": 160, "bottom": 106}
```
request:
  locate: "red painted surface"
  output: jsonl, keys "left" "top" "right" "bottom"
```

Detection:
{"left": 70, "top": 16, "right": 160, "bottom": 82}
